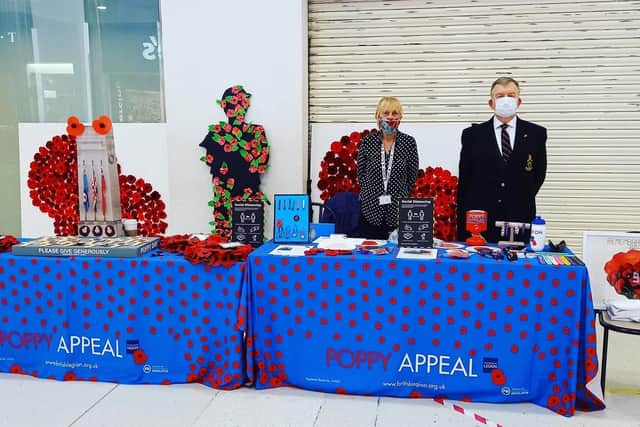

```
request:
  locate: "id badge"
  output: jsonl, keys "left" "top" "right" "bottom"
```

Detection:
{"left": 379, "top": 194, "right": 391, "bottom": 205}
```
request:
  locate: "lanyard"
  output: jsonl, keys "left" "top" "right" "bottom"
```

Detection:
{"left": 381, "top": 141, "right": 395, "bottom": 194}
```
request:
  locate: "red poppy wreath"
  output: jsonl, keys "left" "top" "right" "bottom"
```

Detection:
{"left": 160, "top": 233, "right": 253, "bottom": 268}
{"left": 0, "top": 235, "right": 19, "bottom": 252}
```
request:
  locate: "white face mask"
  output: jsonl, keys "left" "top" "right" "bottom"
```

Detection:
{"left": 494, "top": 96, "right": 518, "bottom": 118}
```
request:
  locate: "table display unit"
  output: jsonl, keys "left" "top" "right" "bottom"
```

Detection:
{"left": 245, "top": 241, "right": 604, "bottom": 416}
{"left": 0, "top": 250, "right": 246, "bottom": 389}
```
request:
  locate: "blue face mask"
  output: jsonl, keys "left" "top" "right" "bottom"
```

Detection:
{"left": 494, "top": 96, "right": 518, "bottom": 118}
{"left": 379, "top": 117, "right": 400, "bottom": 135}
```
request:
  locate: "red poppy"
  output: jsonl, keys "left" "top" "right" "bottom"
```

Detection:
{"left": 92, "top": 115, "right": 112, "bottom": 135}
{"left": 66, "top": 116, "right": 85, "bottom": 137}
{"left": 9, "top": 364, "right": 22, "bottom": 374}
{"left": 349, "top": 131, "right": 362, "bottom": 143}
{"left": 133, "top": 349, "right": 148, "bottom": 364}
{"left": 585, "top": 358, "right": 596, "bottom": 372}
{"left": 270, "top": 377, "right": 282, "bottom": 387}
{"left": 259, "top": 373, "right": 269, "bottom": 384}
{"left": 0, "top": 235, "right": 19, "bottom": 253}
{"left": 547, "top": 395, "right": 561, "bottom": 407}
{"left": 490, "top": 368, "right": 506, "bottom": 386}
{"left": 64, "top": 371, "right": 78, "bottom": 381}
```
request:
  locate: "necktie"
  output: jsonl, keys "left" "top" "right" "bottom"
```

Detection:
{"left": 500, "top": 123, "right": 512, "bottom": 162}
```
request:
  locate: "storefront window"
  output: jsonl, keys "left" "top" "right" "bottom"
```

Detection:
{"left": 1, "top": 0, "right": 165, "bottom": 123}
{"left": 0, "top": 0, "right": 164, "bottom": 234}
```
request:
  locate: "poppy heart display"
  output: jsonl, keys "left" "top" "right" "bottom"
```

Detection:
{"left": 28, "top": 132, "right": 168, "bottom": 236}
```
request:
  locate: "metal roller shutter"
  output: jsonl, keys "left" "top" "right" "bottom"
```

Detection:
{"left": 309, "top": 0, "right": 640, "bottom": 253}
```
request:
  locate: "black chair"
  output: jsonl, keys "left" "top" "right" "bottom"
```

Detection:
{"left": 597, "top": 309, "right": 640, "bottom": 395}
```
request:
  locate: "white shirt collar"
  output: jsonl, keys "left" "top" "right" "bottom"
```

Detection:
{"left": 493, "top": 115, "right": 517, "bottom": 130}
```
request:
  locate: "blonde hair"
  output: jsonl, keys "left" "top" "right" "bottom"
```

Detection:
{"left": 375, "top": 97, "right": 403, "bottom": 120}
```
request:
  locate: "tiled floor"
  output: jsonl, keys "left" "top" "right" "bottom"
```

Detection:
{"left": 2, "top": 326, "right": 639, "bottom": 427}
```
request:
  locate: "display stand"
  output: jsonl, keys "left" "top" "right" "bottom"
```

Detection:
{"left": 398, "top": 198, "right": 434, "bottom": 248}
{"left": 76, "top": 119, "right": 123, "bottom": 237}
{"left": 232, "top": 201, "right": 264, "bottom": 247}
{"left": 273, "top": 194, "right": 310, "bottom": 244}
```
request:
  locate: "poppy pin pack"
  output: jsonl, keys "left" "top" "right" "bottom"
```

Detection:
{"left": 273, "top": 194, "right": 311, "bottom": 244}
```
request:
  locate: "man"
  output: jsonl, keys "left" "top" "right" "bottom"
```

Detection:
{"left": 456, "top": 77, "right": 547, "bottom": 243}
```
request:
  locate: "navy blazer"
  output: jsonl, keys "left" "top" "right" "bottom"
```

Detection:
{"left": 456, "top": 117, "right": 547, "bottom": 243}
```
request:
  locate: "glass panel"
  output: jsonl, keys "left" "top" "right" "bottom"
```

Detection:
{"left": 84, "top": 0, "right": 165, "bottom": 122}
{"left": 0, "top": 0, "right": 165, "bottom": 123}
{"left": 0, "top": 0, "right": 165, "bottom": 235}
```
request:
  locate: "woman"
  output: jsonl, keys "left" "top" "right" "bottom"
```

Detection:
{"left": 357, "top": 97, "right": 419, "bottom": 239}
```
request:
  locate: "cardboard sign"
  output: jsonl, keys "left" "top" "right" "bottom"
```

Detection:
{"left": 231, "top": 201, "right": 264, "bottom": 247}
{"left": 398, "top": 198, "right": 434, "bottom": 248}
{"left": 12, "top": 236, "right": 159, "bottom": 258}
{"left": 583, "top": 231, "right": 640, "bottom": 310}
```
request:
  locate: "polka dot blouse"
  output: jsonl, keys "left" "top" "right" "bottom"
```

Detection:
{"left": 357, "top": 130, "right": 419, "bottom": 227}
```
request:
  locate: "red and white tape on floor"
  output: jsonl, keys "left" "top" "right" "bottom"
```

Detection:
{"left": 433, "top": 398, "right": 505, "bottom": 427}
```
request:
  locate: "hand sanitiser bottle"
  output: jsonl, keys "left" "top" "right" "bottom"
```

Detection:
{"left": 530, "top": 216, "right": 546, "bottom": 251}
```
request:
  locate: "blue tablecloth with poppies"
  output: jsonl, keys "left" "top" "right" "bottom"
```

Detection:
{"left": 0, "top": 250, "right": 246, "bottom": 389}
{"left": 245, "top": 242, "right": 605, "bottom": 416}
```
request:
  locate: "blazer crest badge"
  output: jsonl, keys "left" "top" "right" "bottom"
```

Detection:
{"left": 525, "top": 154, "right": 534, "bottom": 172}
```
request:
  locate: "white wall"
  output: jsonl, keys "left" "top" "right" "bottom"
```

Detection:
{"left": 18, "top": 0, "right": 308, "bottom": 237}
{"left": 160, "top": 0, "right": 307, "bottom": 235}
